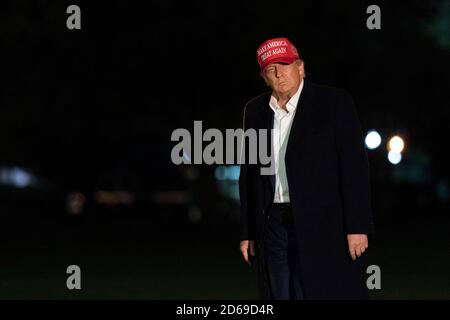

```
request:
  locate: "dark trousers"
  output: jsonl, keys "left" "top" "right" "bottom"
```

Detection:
{"left": 263, "top": 203, "right": 304, "bottom": 300}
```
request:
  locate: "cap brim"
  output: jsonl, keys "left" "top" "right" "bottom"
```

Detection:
{"left": 262, "top": 56, "right": 297, "bottom": 71}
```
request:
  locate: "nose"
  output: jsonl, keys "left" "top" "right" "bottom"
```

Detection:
{"left": 275, "top": 67, "right": 282, "bottom": 78}
{"left": 275, "top": 66, "right": 286, "bottom": 78}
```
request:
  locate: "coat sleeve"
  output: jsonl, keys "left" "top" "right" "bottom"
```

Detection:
{"left": 335, "top": 92, "right": 375, "bottom": 235}
{"left": 238, "top": 103, "right": 256, "bottom": 241}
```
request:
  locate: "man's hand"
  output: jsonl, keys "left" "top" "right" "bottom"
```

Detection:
{"left": 240, "top": 240, "right": 255, "bottom": 266}
{"left": 347, "top": 234, "right": 368, "bottom": 260}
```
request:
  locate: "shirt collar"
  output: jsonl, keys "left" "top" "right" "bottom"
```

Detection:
{"left": 269, "top": 78, "right": 304, "bottom": 114}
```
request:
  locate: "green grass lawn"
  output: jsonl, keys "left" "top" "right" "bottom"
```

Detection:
{"left": 0, "top": 213, "right": 448, "bottom": 299}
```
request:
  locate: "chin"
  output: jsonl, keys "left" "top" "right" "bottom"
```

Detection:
{"left": 277, "top": 86, "right": 291, "bottom": 93}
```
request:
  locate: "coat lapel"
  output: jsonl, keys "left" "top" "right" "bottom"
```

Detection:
{"left": 266, "top": 105, "right": 275, "bottom": 193}
{"left": 260, "top": 79, "right": 315, "bottom": 202}
{"left": 285, "top": 79, "right": 315, "bottom": 160}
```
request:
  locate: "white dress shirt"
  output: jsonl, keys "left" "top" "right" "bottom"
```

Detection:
{"left": 269, "top": 79, "right": 304, "bottom": 203}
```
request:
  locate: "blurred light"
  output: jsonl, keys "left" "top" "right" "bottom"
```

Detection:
{"left": 215, "top": 166, "right": 226, "bottom": 180}
{"left": 214, "top": 165, "right": 240, "bottom": 181}
{"left": 215, "top": 166, "right": 240, "bottom": 203}
{"left": 66, "top": 192, "right": 86, "bottom": 215}
{"left": 10, "top": 167, "right": 31, "bottom": 187}
{"left": 388, "top": 151, "right": 402, "bottom": 165}
{"left": 365, "top": 130, "right": 382, "bottom": 149}
{"left": 388, "top": 136, "right": 405, "bottom": 153}
{"left": 151, "top": 191, "right": 191, "bottom": 204}
{"left": 0, "top": 166, "right": 34, "bottom": 188}
{"left": 95, "top": 190, "right": 136, "bottom": 206}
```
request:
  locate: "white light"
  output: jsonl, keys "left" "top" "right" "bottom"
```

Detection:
{"left": 388, "top": 151, "right": 402, "bottom": 165}
{"left": 0, "top": 167, "right": 33, "bottom": 188}
{"left": 388, "top": 136, "right": 404, "bottom": 153}
{"left": 226, "top": 166, "right": 240, "bottom": 181}
{"left": 365, "top": 130, "right": 381, "bottom": 149}
{"left": 214, "top": 165, "right": 240, "bottom": 181}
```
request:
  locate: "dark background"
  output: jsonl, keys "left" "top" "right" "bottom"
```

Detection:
{"left": 1, "top": 0, "right": 449, "bottom": 299}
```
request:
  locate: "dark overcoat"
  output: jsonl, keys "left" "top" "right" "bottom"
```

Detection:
{"left": 239, "top": 79, "right": 375, "bottom": 299}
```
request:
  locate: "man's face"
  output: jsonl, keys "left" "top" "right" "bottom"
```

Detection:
{"left": 262, "top": 60, "right": 304, "bottom": 95}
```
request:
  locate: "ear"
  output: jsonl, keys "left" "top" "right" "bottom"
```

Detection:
{"left": 261, "top": 73, "right": 270, "bottom": 86}
{"left": 297, "top": 59, "right": 305, "bottom": 78}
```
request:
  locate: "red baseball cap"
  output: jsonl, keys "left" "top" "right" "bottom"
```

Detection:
{"left": 256, "top": 37, "right": 300, "bottom": 72}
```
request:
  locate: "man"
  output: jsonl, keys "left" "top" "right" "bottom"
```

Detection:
{"left": 239, "top": 37, "right": 375, "bottom": 300}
